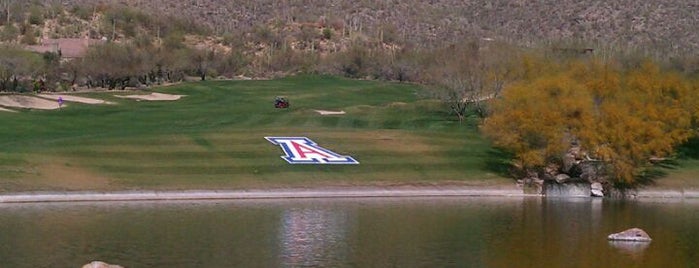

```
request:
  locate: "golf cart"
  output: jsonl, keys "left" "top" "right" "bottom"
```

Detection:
{"left": 274, "top": 96, "right": 289, "bottom": 108}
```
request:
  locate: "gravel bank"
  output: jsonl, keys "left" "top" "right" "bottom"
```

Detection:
{"left": 1, "top": 186, "right": 696, "bottom": 203}
{"left": 0, "top": 186, "right": 529, "bottom": 203}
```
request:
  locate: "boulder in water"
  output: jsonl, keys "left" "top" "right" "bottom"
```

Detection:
{"left": 607, "top": 228, "right": 652, "bottom": 242}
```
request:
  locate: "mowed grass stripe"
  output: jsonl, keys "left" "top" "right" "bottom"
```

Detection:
{"left": 62, "top": 151, "right": 273, "bottom": 161}
{"left": 60, "top": 142, "right": 278, "bottom": 153}
{"left": 96, "top": 167, "right": 478, "bottom": 177}
{"left": 55, "top": 127, "right": 493, "bottom": 179}
{"left": 100, "top": 170, "right": 502, "bottom": 189}
{"left": 83, "top": 154, "right": 464, "bottom": 169}
{"left": 64, "top": 156, "right": 482, "bottom": 174}
{"left": 61, "top": 134, "right": 270, "bottom": 147}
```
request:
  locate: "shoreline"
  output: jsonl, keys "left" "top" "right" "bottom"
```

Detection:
{"left": 1, "top": 185, "right": 697, "bottom": 203}
{"left": 0, "top": 187, "right": 529, "bottom": 203}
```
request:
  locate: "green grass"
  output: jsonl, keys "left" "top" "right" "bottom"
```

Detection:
{"left": 0, "top": 75, "right": 510, "bottom": 191}
{"left": 647, "top": 159, "right": 699, "bottom": 190}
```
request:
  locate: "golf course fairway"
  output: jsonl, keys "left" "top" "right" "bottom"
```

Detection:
{"left": 3, "top": 75, "right": 694, "bottom": 192}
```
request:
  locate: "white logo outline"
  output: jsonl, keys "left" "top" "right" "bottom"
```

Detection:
{"left": 265, "top": 137, "right": 359, "bottom": 164}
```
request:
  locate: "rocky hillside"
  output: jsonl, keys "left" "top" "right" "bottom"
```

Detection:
{"left": 55, "top": 0, "right": 699, "bottom": 55}
{"left": 1, "top": 0, "right": 697, "bottom": 92}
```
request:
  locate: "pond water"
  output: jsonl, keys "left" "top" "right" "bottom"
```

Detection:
{"left": 0, "top": 197, "right": 697, "bottom": 267}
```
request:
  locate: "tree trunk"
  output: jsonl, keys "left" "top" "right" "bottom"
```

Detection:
{"left": 199, "top": 68, "right": 206, "bottom": 81}
{"left": 11, "top": 76, "right": 18, "bottom": 91}
{"left": 5, "top": 1, "right": 10, "bottom": 26}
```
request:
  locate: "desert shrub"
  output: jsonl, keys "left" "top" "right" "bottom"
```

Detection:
{"left": 71, "top": 5, "right": 94, "bottom": 20}
{"left": 0, "top": 24, "right": 18, "bottom": 42}
{"left": 20, "top": 28, "right": 36, "bottom": 45}
{"left": 28, "top": 5, "right": 44, "bottom": 25}
{"left": 322, "top": 27, "right": 332, "bottom": 40}
{"left": 213, "top": 50, "right": 249, "bottom": 77}
{"left": 162, "top": 30, "right": 185, "bottom": 49}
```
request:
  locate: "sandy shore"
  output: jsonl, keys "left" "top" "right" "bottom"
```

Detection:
{"left": 1, "top": 186, "right": 697, "bottom": 203}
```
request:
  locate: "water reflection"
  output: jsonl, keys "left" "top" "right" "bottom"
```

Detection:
{"left": 279, "top": 208, "right": 349, "bottom": 267}
{"left": 0, "top": 197, "right": 697, "bottom": 267}
{"left": 608, "top": 241, "right": 650, "bottom": 259}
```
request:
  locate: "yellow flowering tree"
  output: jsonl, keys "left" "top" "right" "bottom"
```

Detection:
{"left": 483, "top": 58, "right": 696, "bottom": 185}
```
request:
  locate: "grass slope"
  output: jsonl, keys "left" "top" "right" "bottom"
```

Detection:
{"left": 0, "top": 76, "right": 511, "bottom": 192}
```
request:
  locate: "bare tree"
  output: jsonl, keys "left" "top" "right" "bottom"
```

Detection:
{"left": 191, "top": 48, "right": 215, "bottom": 81}
{"left": 0, "top": 45, "right": 43, "bottom": 92}
{"left": 1, "top": 0, "right": 13, "bottom": 26}
{"left": 429, "top": 41, "right": 516, "bottom": 122}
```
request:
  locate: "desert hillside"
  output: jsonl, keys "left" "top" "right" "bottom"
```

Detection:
{"left": 57, "top": 0, "right": 699, "bottom": 54}
{"left": 1, "top": 0, "right": 697, "bottom": 93}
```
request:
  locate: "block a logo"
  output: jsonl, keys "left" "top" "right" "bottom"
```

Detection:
{"left": 265, "top": 137, "right": 359, "bottom": 164}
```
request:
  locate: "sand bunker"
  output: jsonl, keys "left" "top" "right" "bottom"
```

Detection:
{"left": 38, "top": 94, "right": 113, "bottom": 104}
{"left": 115, "top": 92, "right": 184, "bottom": 101}
{"left": 0, "top": 95, "right": 61, "bottom": 110}
{"left": 314, "top": 110, "right": 346, "bottom": 115}
{"left": 1, "top": 92, "right": 181, "bottom": 112}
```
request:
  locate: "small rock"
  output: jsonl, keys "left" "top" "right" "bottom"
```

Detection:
{"left": 554, "top": 174, "right": 571, "bottom": 183}
{"left": 607, "top": 228, "right": 652, "bottom": 242}
{"left": 591, "top": 182, "right": 604, "bottom": 197}
{"left": 82, "top": 261, "right": 124, "bottom": 268}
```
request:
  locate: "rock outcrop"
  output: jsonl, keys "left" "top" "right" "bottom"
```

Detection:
{"left": 554, "top": 173, "right": 571, "bottom": 184}
{"left": 537, "top": 145, "right": 610, "bottom": 197}
{"left": 544, "top": 181, "right": 591, "bottom": 197}
{"left": 591, "top": 182, "right": 604, "bottom": 197}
